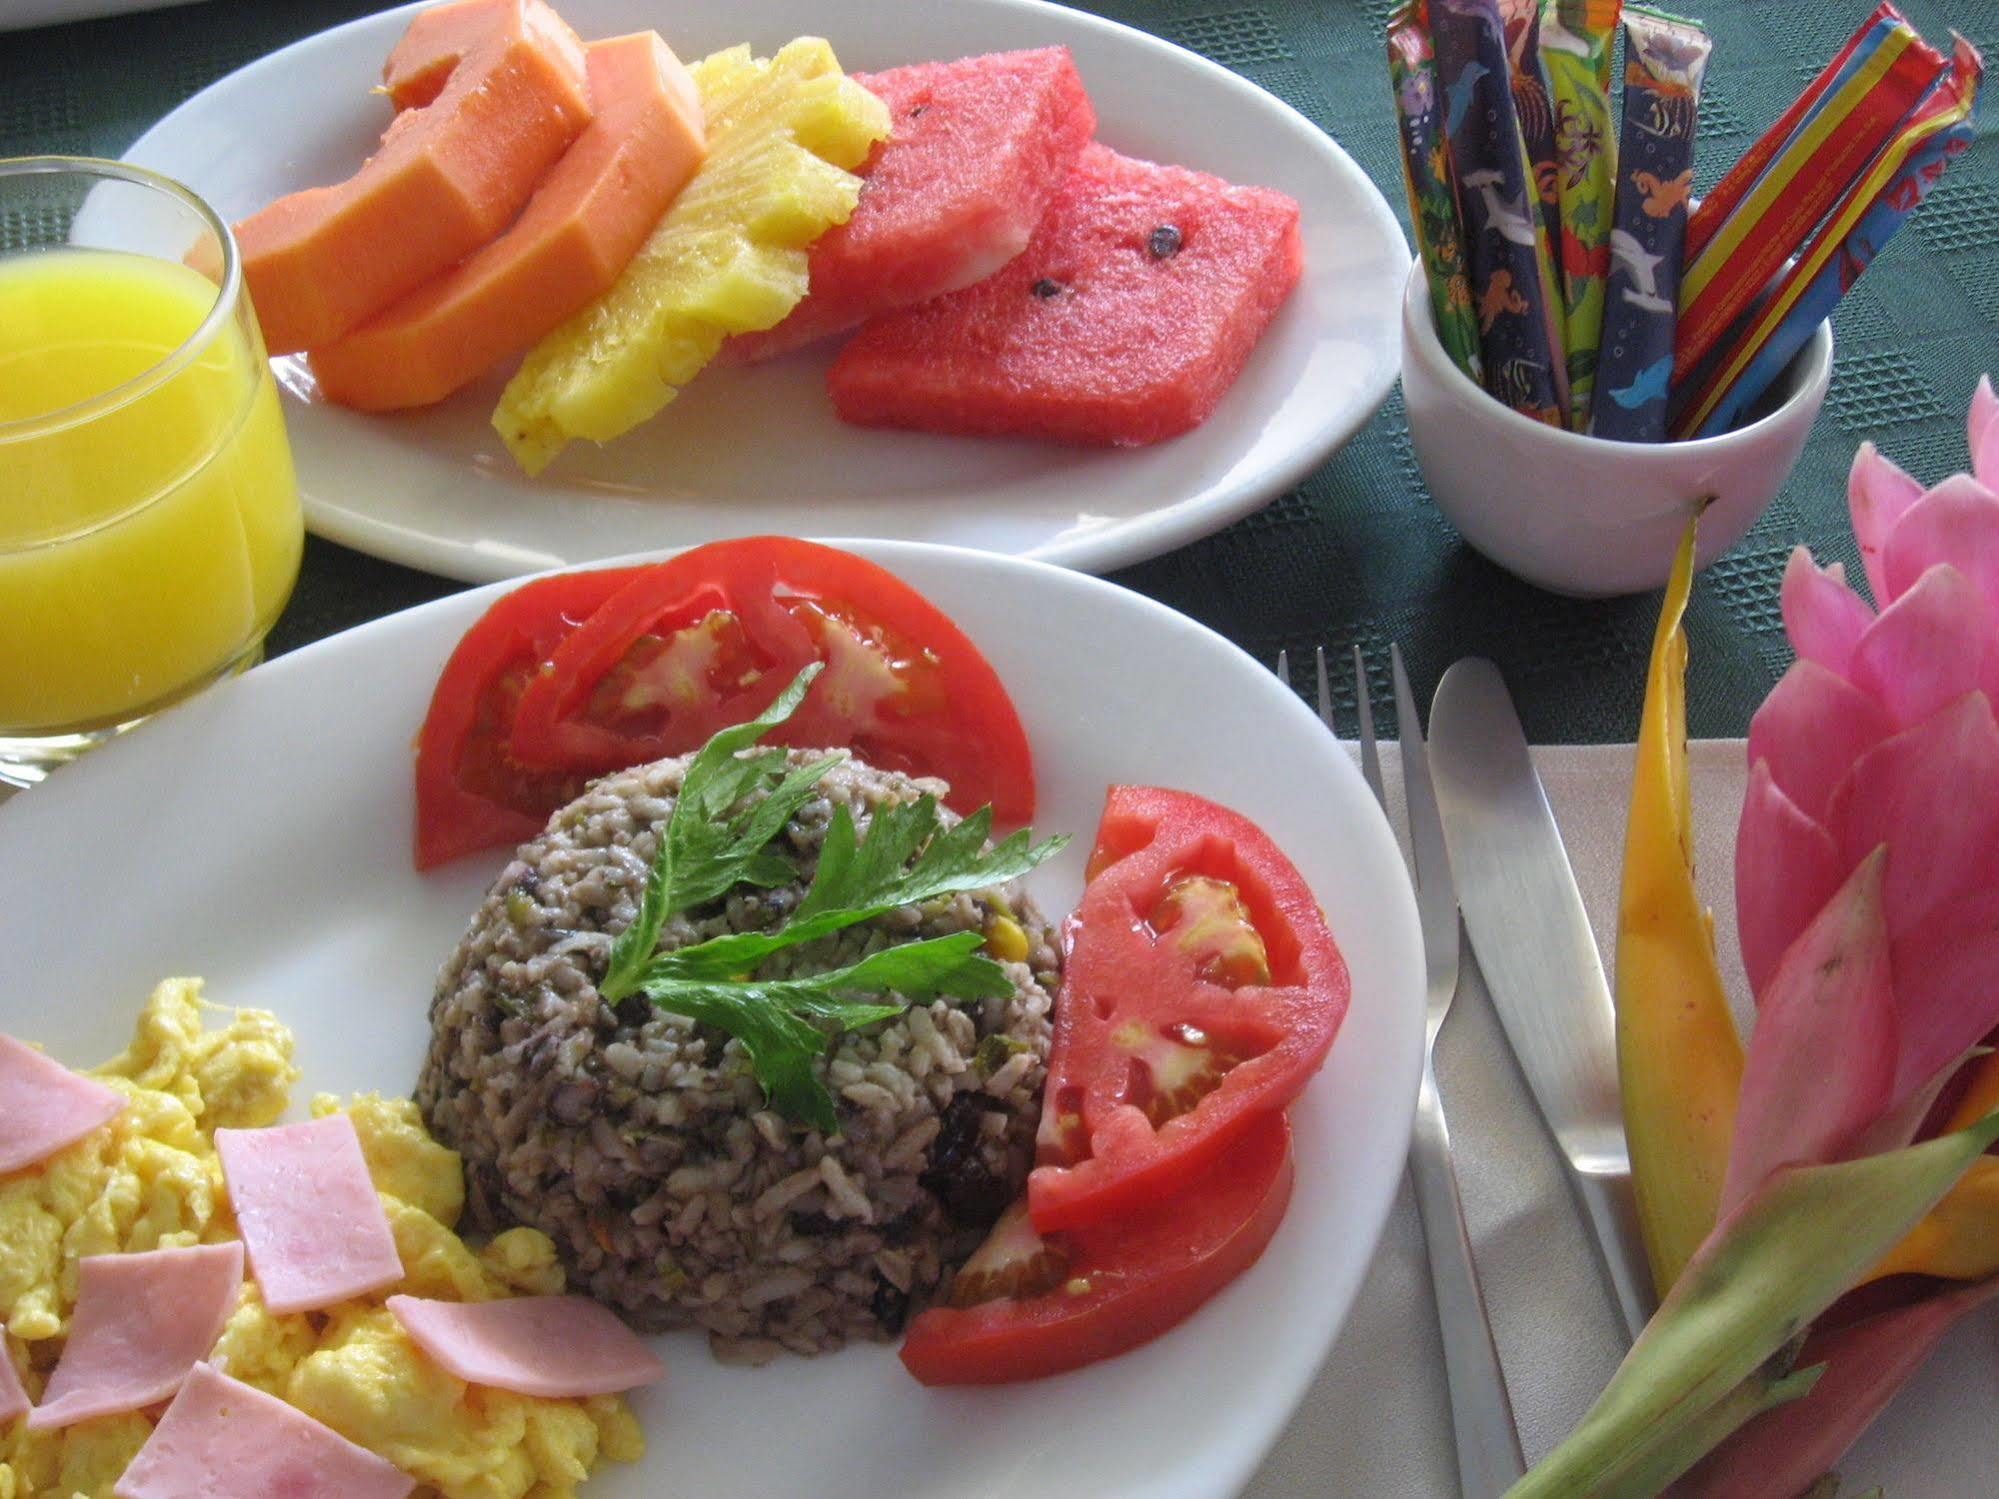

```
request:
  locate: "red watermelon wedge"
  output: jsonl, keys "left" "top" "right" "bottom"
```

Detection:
{"left": 828, "top": 144, "right": 1303, "bottom": 446}
{"left": 726, "top": 47, "right": 1095, "bottom": 363}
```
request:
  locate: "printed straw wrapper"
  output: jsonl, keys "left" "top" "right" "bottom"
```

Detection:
{"left": 1538, "top": 0, "right": 1620, "bottom": 426}
{"left": 1499, "top": 0, "right": 1565, "bottom": 255}
{"left": 1684, "top": 1, "right": 1902, "bottom": 263}
{"left": 1588, "top": 5, "right": 1708, "bottom": 442}
{"left": 1675, "top": 7, "right": 1946, "bottom": 383}
{"left": 1389, "top": 6, "right": 1485, "bottom": 383}
{"left": 1678, "top": 38, "right": 1983, "bottom": 439}
{"left": 1432, "top": 0, "right": 1569, "bottom": 426}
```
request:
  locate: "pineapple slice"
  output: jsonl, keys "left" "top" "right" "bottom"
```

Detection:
{"left": 494, "top": 37, "right": 890, "bottom": 474}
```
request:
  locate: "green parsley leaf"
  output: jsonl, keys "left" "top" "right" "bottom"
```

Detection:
{"left": 599, "top": 665, "right": 840, "bottom": 1002}
{"left": 639, "top": 931, "right": 1014, "bottom": 1131}
{"left": 638, "top": 796, "right": 1066, "bottom": 983}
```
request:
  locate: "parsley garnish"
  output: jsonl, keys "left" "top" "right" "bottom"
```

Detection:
{"left": 597, "top": 665, "right": 843, "bottom": 1004}
{"left": 637, "top": 933, "right": 1017, "bottom": 1131}
{"left": 594, "top": 664, "right": 1067, "bottom": 1132}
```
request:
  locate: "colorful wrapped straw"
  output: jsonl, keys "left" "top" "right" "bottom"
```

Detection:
{"left": 1674, "top": 4, "right": 1947, "bottom": 384}
{"left": 1500, "top": 0, "right": 1565, "bottom": 256}
{"left": 1538, "top": 0, "right": 1621, "bottom": 426}
{"left": 1675, "top": 38, "right": 1983, "bottom": 438}
{"left": 1431, "top": 0, "right": 1570, "bottom": 426}
{"left": 1588, "top": 4, "right": 1708, "bottom": 441}
{"left": 1389, "top": 6, "right": 1485, "bottom": 382}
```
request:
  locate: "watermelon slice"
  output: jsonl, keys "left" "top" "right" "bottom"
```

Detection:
{"left": 726, "top": 47, "right": 1094, "bottom": 362}
{"left": 828, "top": 144, "right": 1303, "bottom": 446}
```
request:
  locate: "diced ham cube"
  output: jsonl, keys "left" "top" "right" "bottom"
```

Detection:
{"left": 113, "top": 1362, "right": 414, "bottom": 1499}
{"left": 28, "top": 1242, "right": 243, "bottom": 1429}
{"left": 216, "top": 1114, "right": 402, "bottom": 1315}
{"left": 0, "top": 1032, "right": 125, "bottom": 1174}
{"left": 388, "top": 1293, "right": 664, "bottom": 1397}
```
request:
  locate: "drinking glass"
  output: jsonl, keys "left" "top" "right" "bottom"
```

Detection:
{"left": 0, "top": 156, "right": 302, "bottom": 786}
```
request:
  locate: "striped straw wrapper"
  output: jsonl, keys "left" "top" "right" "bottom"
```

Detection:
{"left": 1683, "top": 1, "right": 1900, "bottom": 263}
{"left": 1676, "top": 37, "right": 1983, "bottom": 439}
{"left": 1389, "top": 5, "right": 1486, "bottom": 382}
{"left": 1674, "top": 7, "right": 1946, "bottom": 384}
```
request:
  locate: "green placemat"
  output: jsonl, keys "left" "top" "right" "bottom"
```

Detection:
{"left": 4, "top": 0, "right": 1994, "bottom": 741}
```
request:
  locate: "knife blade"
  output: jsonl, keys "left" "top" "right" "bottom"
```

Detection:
{"left": 1426, "top": 657, "right": 1655, "bottom": 1342}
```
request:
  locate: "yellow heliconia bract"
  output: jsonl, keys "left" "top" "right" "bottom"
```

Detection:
{"left": 1615, "top": 519, "right": 1745, "bottom": 1298}
{"left": 494, "top": 37, "right": 890, "bottom": 473}
{"left": 1870, "top": 1049, "right": 1999, "bottom": 1281}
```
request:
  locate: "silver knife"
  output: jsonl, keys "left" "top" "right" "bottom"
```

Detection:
{"left": 1426, "top": 657, "right": 1655, "bottom": 1342}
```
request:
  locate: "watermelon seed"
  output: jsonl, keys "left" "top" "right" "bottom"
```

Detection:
{"left": 908, "top": 104, "right": 928, "bottom": 118}
{"left": 1030, "top": 278, "right": 1066, "bottom": 299}
{"left": 1148, "top": 224, "right": 1183, "bottom": 260}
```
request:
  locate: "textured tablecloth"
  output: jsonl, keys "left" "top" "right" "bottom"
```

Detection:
{"left": 3, "top": 0, "right": 1996, "bottom": 743}
{"left": 1269, "top": 740, "right": 1999, "bottom": 1499}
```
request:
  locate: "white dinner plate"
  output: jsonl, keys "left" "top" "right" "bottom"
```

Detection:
{"left": 0, "top": 0, "right": 201, "bottom": 31}
{"left": 122, "top": 0, "right": 1408, "bottom": 583}
{"left": 0, "top": 541, "right": 1422, "bottom": 1499}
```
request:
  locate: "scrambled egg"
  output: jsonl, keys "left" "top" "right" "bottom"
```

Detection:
{"left": 0, "top": 980, "right": 643, "bottom": 1499}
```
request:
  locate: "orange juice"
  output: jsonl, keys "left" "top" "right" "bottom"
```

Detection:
{"left": 0, "top": 248, "right": 302, "bottom": 733}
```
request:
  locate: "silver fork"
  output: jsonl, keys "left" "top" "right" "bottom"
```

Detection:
{"left": 1279, "top": 645, "right": 1524, "bottom": 1499}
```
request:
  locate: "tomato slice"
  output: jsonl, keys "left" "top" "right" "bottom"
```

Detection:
{"left": 507, "top": 536, "right": 1036, "bottom": 822}
{"left": 1026, "top": 786, "right": 1349, "bottom": 1232}
{"left": 899, "top": 1112, "right": 1293, "bottom": 1384}
{"left": 412, "top": 566, "right": 647, "bottom": 869}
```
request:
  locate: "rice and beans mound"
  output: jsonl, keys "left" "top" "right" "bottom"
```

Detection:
{"left": 417, "top": 752, "right": 1060, "bottom": 1363}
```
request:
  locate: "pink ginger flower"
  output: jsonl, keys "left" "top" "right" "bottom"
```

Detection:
{"left": 1732, "top": 375, "right": 1999, "bottom": 1191}
{"left": 1679, "top": 378, "right": 1999, "bottom": 1498}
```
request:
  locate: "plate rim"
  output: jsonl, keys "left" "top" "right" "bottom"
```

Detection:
{"left": 121, "top": 0, "right": 1409, "bottom": 584}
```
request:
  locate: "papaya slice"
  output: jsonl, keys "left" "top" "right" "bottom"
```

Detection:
{"left": 311, "top": 32, "right": 705, "bottom": 412}
{"left": 234, "top": 0, "right": 592, "bottom": 355}
{"left": 382, "top": 0, "right": 511, "bottom": 109}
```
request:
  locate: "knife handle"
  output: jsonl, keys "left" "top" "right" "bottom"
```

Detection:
{"left": 1409, "top": 1059, "right": 1526, "bottom": 1499}
{"left": 1571, "top": 1166, "right": 1657, "bottom": 1344}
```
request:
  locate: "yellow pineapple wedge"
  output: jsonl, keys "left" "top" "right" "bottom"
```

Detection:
{"left": 494, "top": 38, "right": 889, "bottom": 474}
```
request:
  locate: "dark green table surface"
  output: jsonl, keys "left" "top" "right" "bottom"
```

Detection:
{"left": 7, "top": 0, "right": 1996, "bottom": 741}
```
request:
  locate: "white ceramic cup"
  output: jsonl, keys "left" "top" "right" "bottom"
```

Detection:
{"left": 1399, "top": 260, "right": 1833, "bottom": 597}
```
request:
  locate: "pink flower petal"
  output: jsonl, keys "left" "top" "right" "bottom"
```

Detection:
{"left": 1677, "top": 1277, "right": 1999, "bottom": 1499}
{"left": 1890, "top": 884, "right": 1999, "bottom": 1101}
{"left": 1826, "top": 692, "right": 1999, "bottom": 944}
{"left": 1850, "top": 442, "right": 1927, "bottom": 606}
{"left": 1722, "top": 850, "right": 1897, "bottom": 1215}
{"left": 1747, "top": 660, "right": 1895, "bottom": 825}
{"left": 1880, "top": 473, "right": 1999, "bottom": 615}
{"left": 1781, "top": 550, "right": 1876, "bottom": 678}
{"left": 1736, "top": 760, "right": 1846, "bottom": 1001}
{"left": 1972, "top": 375, "right": 1999, "bottom": 491}
{"left": 1846, "top": 565, "right": 1990, "bottom": 729}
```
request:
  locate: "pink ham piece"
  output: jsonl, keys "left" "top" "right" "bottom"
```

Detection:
{"left": 1, "top": 1340, "right": 28, "bottom": 1425}
{"left": 28, "top": 1242, "right": 243, "bottom": 1429}
{"left": 216, "top": 1113, "right": 402, "bottom": 1314}
{"left": 387, "top": 1293, "right": 663, "bottom": 1397}
{"left": 113, "top": 1362, "right": 414, "bottom": 1499}
{"left": 0, "top": 1033, "right": 124, "bottom": 1174}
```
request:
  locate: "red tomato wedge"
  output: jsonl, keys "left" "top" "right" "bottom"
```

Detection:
{"left": 413, "top": 566, "right": 646, "bottom": 869}
{"left": 1026, "top": 786, "right": 1348, "bottom": 1232}
{"left": 900, "top": 1111, "right": 1293, "bottom": 1384}
{"left": 506, "top": 536, "right": 1036, "bottom": 822}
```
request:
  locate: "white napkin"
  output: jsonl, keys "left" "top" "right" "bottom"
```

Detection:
{"left": 1246, "top": 741, "right": 1999, "bottom": 1498}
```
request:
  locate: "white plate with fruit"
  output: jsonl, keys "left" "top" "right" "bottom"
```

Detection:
{"left": 123, "top": 0, "right": 1408, "bottom": 583}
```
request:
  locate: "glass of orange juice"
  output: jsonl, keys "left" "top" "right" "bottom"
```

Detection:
{"left": 0, "top": 157, "right": 302, "bottom": 787}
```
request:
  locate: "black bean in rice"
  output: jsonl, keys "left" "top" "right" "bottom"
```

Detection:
{"left": 416, "top": 752, "right": 1060, "bottom": 1362}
